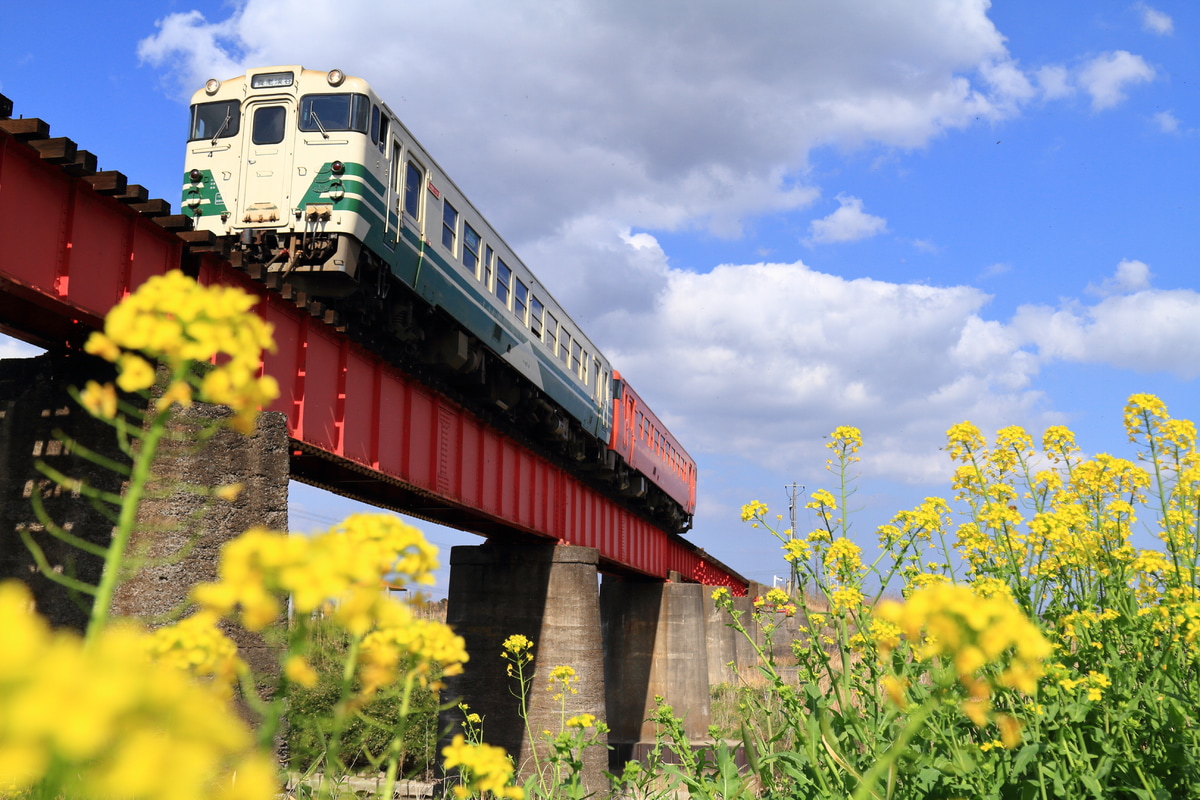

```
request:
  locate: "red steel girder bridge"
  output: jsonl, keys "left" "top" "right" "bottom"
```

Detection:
{"left": 0, "top": 106, "right": 747, "bottom": 591}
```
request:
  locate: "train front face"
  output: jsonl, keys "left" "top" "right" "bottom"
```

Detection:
{"left": 182, "top": 67, "right": 381, "bottom": 294}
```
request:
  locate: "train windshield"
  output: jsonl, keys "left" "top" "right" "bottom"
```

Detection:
{"left": 299, "top": 94, "right": 371, "bottom": 134}
{"left": 189, "top": 100, "right": 241, "bottom": 141}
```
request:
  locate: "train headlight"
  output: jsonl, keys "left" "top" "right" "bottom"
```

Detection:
{"left": 328, "top": 181, "right": 345, "bottom": 202}
{"left": 327, "top": 69, "right": 346, "bottom": 86}
{"left": 205, "top": 78, "right": 220, "bottom": 95}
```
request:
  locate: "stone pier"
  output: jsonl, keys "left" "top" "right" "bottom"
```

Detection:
{"left": 600, "top": 577, "right": 713, "bottom": 764}
{"left": 440, "top": 541, "right": 609, "bottom": 793}
{"left": 0, "top": 353, "right": 289, "bottom": 650}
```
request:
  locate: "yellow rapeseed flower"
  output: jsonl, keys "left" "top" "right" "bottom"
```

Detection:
{"left": 442, "top": 734, "right": 523, "bottom": 800}
{"left": 0, "top": 581, "right": 275, "bottom": 800}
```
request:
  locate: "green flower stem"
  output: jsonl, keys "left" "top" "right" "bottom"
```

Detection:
{"left": 850, "top": 699, "right": 934, "bottom": 800}
{"left": 381, "top": 671, "right": 417, "bottom": 800}
{"left": 85, "top": 399, "right": 173, "bottom": 645}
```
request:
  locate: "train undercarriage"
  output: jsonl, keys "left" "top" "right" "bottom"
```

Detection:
{"left": 225, "top": 229, "right": 692, "bottom": 534}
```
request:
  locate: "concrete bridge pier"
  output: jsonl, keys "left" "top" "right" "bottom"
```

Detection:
{"left": 600, "top": 576, "right": 714, "bottom": 765}
{"left": 439, "top": 541, "right": 609, "bottom": 793}
{"left": 0, "top": 353, "right": 290, "bottom": 664}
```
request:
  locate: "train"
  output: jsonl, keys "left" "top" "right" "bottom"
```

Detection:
{"left": 182, "top": 66, "right": 695, "bottom": 532}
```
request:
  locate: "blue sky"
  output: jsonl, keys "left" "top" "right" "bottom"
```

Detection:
{"left": 3, "top": 1, "right": 1199, "bottom": 593}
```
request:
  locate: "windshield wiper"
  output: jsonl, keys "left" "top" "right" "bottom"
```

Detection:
{"left": 210, "top": 110, "right": 231, "bottom": 145}
{"left": 310, "top": 111, "right": 329, "bottom": 139}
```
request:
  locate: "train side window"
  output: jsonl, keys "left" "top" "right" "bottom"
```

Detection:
{"left": 530, "top": 297, "right": 544, "bottom": 340}
{"left": 391, "top": 142, "right": 403, "bottom": 190}
{"left": 593, "top": 359, "right": 602, "bottom": 395}
{"left": 559, "top": 331, "right": 571, "bottom": 364}
{"left": 403, "top": 161, "right": 423, "bottom": 219}
{"left": 513, "top": 279, "right": 528, "bottom": 324}
{"left": 484, "top": 245, "right": 495, "bottom": 289}
{"left": 545, "top": 313, "right": 558, "bottom": 351}
{"left": 581, "top": 350, "right": 589, "bottom": 384}
{"left": 463, "top": 223, "right": 480, "bottom": 274}
{"left": 496, "top": 259, "right": 512, "bottom": 306}
{"left": 370, "top": 105, "right": 380, "bottom": 144}
{"left": 351, "top": 95, "right": 370, "bottom": 132}
{"left": 570, "top": 341, "right": 581, "bottom": 374}
{"left": 251, "top": 105, "right": 286, "bottom": 145}
{"left": 442, "top": 200, "right": 458, "bottom": 253}
{"left": 189, "top": 100, "right": 240, "bottom": 141}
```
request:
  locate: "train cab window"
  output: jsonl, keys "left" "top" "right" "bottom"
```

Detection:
{"left": 300, "top": 94, "right": 370, "bottom": 133}
{"left": 513, "top": 279, "right": 528, "bottom": 324}
{"left": 442, "top": 201, "right": 458, "bottom": 253}
{"left": 530, "top": 297, "right": 544, "bottom": 339}
{"left": 251, "top": 106, "right": 286, "bottom": 145}
{"left": 484, "top": 245, "right": 495, "bottom": 289}
{"left": 189, "top": 100, "right": 240, "bottom": 141}
{"left": 463, "top": 223, "right": 480, "bottom": 274}
{"left": 403, "top": 161, "right": 423, "bottom": 219}
{"left": 496, "top": 259, "right": 512, "bottom": 306}
{"left": 370, "top": 105, "right": 380, "bottom": 144}
{"left": 379, "top": 117, "right": 390, "bottom": 152}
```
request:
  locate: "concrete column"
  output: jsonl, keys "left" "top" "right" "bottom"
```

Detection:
{"left": 113, "top": 403, "right": 290, "bottom": 675}
{"left": 600, "top": 577, "right": 711, "bottom": 766}
{"left": 0, "top": 354, "right": 127, "bottom": 630}
{"left": 440, "top": 541, "right": 608, "bottom": 794}
{"left": 703, "top": 590, "right": 740, "bottom": 687}
{"left": 0, "top": 353, "right": 290, "bottom": 673}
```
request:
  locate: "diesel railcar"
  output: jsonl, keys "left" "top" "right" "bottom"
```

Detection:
{"left": 182, "top": 66, "right": 694, "bottom": 531}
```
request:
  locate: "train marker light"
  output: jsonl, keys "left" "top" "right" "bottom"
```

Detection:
{"left": 330, "top": 160, "right": 345, "bottom": 175}
{"left": 189, "top": 169, "right": 203, "bottom": 183}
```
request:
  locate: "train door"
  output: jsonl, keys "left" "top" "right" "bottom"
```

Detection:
{"left": 235, "top": 99, "right": 296, "bottom": 226}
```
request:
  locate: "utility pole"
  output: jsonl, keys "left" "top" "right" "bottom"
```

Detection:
{"left": 786, "top": 482, "right": 804, "bottom": 597}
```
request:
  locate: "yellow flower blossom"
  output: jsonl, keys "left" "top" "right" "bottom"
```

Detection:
{"left": 566, "top": 713, "right": 597, "bottom": 729}
{"left": 83, "top": 270, "right": 279, "bottom": 432}
{"left": 0, "top": 581, "right": 275, "bottom": 800}
{"left": 80, "top": 380, "right": 118, "bottom": 419}
{"left": 740, "top": 500, "right": 769, "bottom": 522}
{"left": 442, "top": 734, "right": 523, "bottom": 800}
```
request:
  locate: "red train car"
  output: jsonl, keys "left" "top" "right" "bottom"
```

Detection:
{"left": 609, "top": 372, "right": 697, "bottom": 532}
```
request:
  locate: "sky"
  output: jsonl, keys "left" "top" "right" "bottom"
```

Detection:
{"left": 3, "top": 0, "right": 1199, "bottom": 593}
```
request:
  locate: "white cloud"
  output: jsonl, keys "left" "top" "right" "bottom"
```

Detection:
{"left": 807, "top": 195, "right": 888, "bottom": 244}
{"left": 1034, "top": 65, "right": 1074, "bottom": 100}
{"left": 1154, "top": 110, "right": 1181, "bottom": 133}
{"left": 1013, "top": 288, "right": 1200, "bottom": 379}
{"left": 1086, "top": 259, "right": 1152, "bottom": 296}
{"left": 1136, "top": 3, "right": 1174, "bottom": 35}
{"left": 600, "top": 260, "right": 1050, "bottom": 485}
{"left": 1078, "top": 51, "right": 1156, "bottom": 111}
